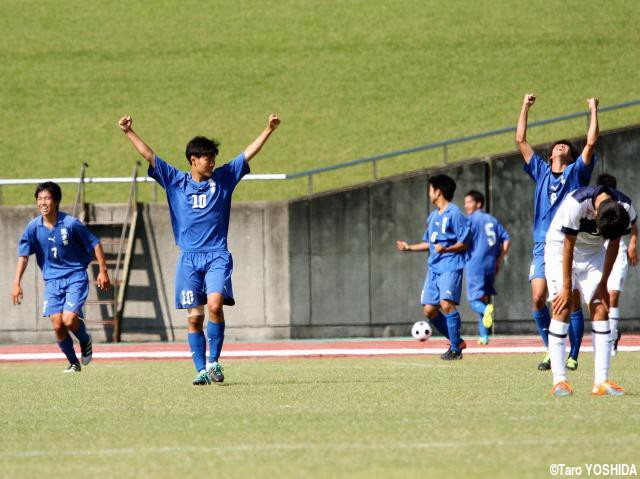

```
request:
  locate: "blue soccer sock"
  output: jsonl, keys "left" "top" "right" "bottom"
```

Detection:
{"left": 470, "top": 300, "right": 489, "bottom": 337}
{"left": 71, "top": 319, "right": 90, "bottom": 345}
{"left": 429, "top": 312, "right": 450, "bottom": 339}
{"left": 469, "top": 300, "right": 486, "bottom": 316}
{"left": 57, "top": 334, "right": 79, "bottom": 364}
{"left": 533, "top": 307, "right": 551, "bottom": 348}
{"left": 207, "top": 321, "right": 225, "bottom": 363}
{"left": 444, "top": 311, "right": 462, "bottom": 352}
{"left": 568, "top": 309, "right": 585, "bottom": 360}
{"left": 187, "top": 331, "right": 207, "bottom": 372}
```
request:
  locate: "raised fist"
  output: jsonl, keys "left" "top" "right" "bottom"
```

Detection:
{"left": 523, "top": 94, "right": 536, "bottom": 107}
{"left": 268, "top": 114, "right": 281, "bottom": 130}
{"left": 118, "top": 115, "right": 132, "bottom": 133}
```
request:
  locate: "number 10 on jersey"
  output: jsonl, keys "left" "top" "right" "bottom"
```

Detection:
{"left": 192, "top": 194, "right": 207, "bottom": 209}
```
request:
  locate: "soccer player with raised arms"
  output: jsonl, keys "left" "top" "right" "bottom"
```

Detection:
{"left": 118, "top": 113, "right": 280, "bottom": 385}
{"left": 545, "top": 185, "right": 635, "bottom": 396}
{"left": 516, "top": 94, "right": 599, "bottom": 370}
{"left": 463, "top": 190, "right": 511, "bottom": 345}
{"left": 397, "top": 174, "right": 471, "bottom": 360}
{"left": 11, "top": 182, "right": 111, "bottom": 373}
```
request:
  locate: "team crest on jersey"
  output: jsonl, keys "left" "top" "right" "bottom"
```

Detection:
{"left": 208, "top": 179, "right": 216, "bottom": 194}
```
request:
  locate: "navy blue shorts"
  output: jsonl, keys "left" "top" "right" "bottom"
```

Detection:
{"left": 43, "top": 270, "right": 89, "bottom": 317}
{"left": 175, "top": 250, "right": 235, "bottom": 308}
{"left": 421, "top": 269, "right": 463, "bottom": 305}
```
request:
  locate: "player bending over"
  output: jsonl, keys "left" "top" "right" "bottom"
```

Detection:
{"left": 463, "top": 190, "right": 511, "bottom": 345}
{"left": 11, "top": 182, "right": 111, "bottom": 373}
{"left": 596, "top": 174, "right": 638, "bottom": 356}
{"left": 118, "top": 113, "right": 280, "bottom": 385}
{"left": 397, "top": 174, "right": 471, "bottom": 360}
{"left": 545, "top": 185, "right": 635, "bottom": 397}
{"left": 516, "top": 94, "right": 599, "bottom": 371}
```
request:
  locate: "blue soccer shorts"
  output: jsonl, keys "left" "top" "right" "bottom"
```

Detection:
{"left": 175, "top": 250, "right": 235, "bottom": 309}
{"left": 528, "top": 241, "right": 546, "bottom": 281}
{"left": 421, "top": 269, "right": 463, "bottom": 305}
{"left": 42, "top": 270, "right": 89, "bottom": 317}
{"left": 465, "top": 273, "right": 497, "bottom": 301}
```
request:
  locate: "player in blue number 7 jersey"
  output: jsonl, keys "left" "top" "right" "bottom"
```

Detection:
{"left": 516, "top": 94, "right": 599, "bottom": 371}
{"left": 118, "top": 113, "right": 280, "bottom": 385}
{"left": 11, "top": 182, "right": 111, "bottom": 373}
{"left": 463, "top": 190, "right": 511, "bottom": 345}
{"left": 397, "top": 174, "right": 471, "bottom": 360}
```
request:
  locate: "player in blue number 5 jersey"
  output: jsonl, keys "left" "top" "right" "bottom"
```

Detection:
{"left": 397, "top": 174, "right": 471, "bottom": 360}
{"left": 119, "top": 113, "right": 281, "bottom": 385}
{"left": 463, "top": 190, "right": 511, "bottom": 345}
{"left": 516, "top": 94, "right": 599, "bottom": 370}
{"left": 11, "top": 182, "right": 111, "bottom": 373}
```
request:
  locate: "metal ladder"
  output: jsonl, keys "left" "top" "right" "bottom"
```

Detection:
{"left": 72, "top": 162, "right": 140, "bottom": 342}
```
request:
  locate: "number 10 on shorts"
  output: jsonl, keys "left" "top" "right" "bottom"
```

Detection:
{"left": 181, "top": 290, "right": 194, "bottom": 305}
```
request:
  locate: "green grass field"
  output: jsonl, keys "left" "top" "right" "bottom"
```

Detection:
{"left": 1, "top": 354, "right": 639, "bottom": 478}
{"left": 1, "top": 0, "right": 640, "bottom": 204}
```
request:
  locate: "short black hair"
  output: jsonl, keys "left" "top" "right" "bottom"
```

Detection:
{"left": 548, "top": 139, "right": 579, "bottom": 162}
{"left": 596, "top": 199, "right": 630, "bottom": 240}
{"left": 34, "top": 181, "right": 62, "bottom": 203}
{"left": 597, "top": 173, "right": 617, "bottom": 189}
{"left": 465, "top": 190, "right": 484, "bottom": 208}
{"left": 185, "top": 136, "right": 220, "bottom": 163}
{"left": 428, "top": 174, "right": 456, "bottom": 201}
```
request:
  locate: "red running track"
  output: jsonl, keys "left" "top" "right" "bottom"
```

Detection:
{"left": 1, "top": 335, "right": 639, "bottom": 363}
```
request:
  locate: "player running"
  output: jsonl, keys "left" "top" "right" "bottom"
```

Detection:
{"left": 118, "top": 113, "right": 280, "bottom": 385}
{"left": 11, "top": 182, "right": 111, "bottom": 373}
{"left": 595, "top": 174, "right": 638, "bottom": 356}
{"left": 516, "top": 94, "right": 599, "bottom": 370}
{"left": 463, "top": 190, "right": 511, "bottom": 345}
{"left": 397, "top": 174, "right": 471, "bottom": 360}
{"left": 545, "top": 185, "right": 635, "bottom": 397}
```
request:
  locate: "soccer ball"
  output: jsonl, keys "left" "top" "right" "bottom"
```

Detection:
{"left": 411, "top": 321, "right": 432, "bottom": 342}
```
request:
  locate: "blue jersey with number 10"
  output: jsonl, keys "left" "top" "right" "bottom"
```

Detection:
{"left": 150, "top": 154, "right": 249, "bottom": 252}
{"left": 422, "top": 202, "right": 471, "bottom": 273}
{"left": 524, "top": 152, "right": 596, "bottom": 243}
{"left": 466, "top": 210, "right": 510, "bottom": 276}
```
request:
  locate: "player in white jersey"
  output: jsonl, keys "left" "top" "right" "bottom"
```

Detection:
{"left": 596, "top": 174, "right": 638, "bottom": 356}
{"left": 544, "top": 185, "right": 635, "bottom": 397}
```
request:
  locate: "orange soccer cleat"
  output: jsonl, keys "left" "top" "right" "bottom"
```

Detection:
{"left": 549, "top": 381, "right": 573, "bottom": 397}
{"left": 592, "top": 380, "right": 626, "bottom": 396}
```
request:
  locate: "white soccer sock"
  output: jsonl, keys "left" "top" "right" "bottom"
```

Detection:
{"left": 592, "top": 320, "right": 612, "bottom": 385}
{"left": 609, "top": 307, "right": 620, "bottom": 340}
{"left": 548, "top": 319, "right": 569, "bottom": 385}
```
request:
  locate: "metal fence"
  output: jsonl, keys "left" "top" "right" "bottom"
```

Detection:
{"left": 1, "top": 99, "right": 639, "bottom": 200}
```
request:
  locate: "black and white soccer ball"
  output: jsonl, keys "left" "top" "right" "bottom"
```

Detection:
{"left": 411, "top": 321, "right": 432, "bottom": 342}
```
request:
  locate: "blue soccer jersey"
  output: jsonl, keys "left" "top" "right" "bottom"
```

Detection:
{"left": 524, "top": 152, "right": 596, "bottom": 243}
{"left": 465, "top": 210, "right": 510, "bottom": 277}
{"left": 150, "top": 154, "right": 249, "bottom": 252}
{"left": 422, "top": 202, "right": 471, "bottom": 273}
{"left": 18, "top": 212, "right": 99, "bottom": 280}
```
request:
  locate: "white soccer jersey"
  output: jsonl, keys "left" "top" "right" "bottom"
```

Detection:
{"left": 546, "top": 186, "right": 636, "bottom": 253}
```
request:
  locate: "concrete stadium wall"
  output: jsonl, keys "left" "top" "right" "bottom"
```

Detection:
{"left": 0, "top": 201, "right": 290, "bottom": 343}
{"left": 289, "top": 124, "right": 640, "bottom": 337}
{"left": 1, "top": 124, "right": 639, "bottom": 343}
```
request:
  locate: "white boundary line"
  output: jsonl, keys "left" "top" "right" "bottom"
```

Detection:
{"left": 1, "top": 345, "right": 639, "bottom": 362}
{"left": 4, "top": 436, "right": 626, "bottom": 459}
